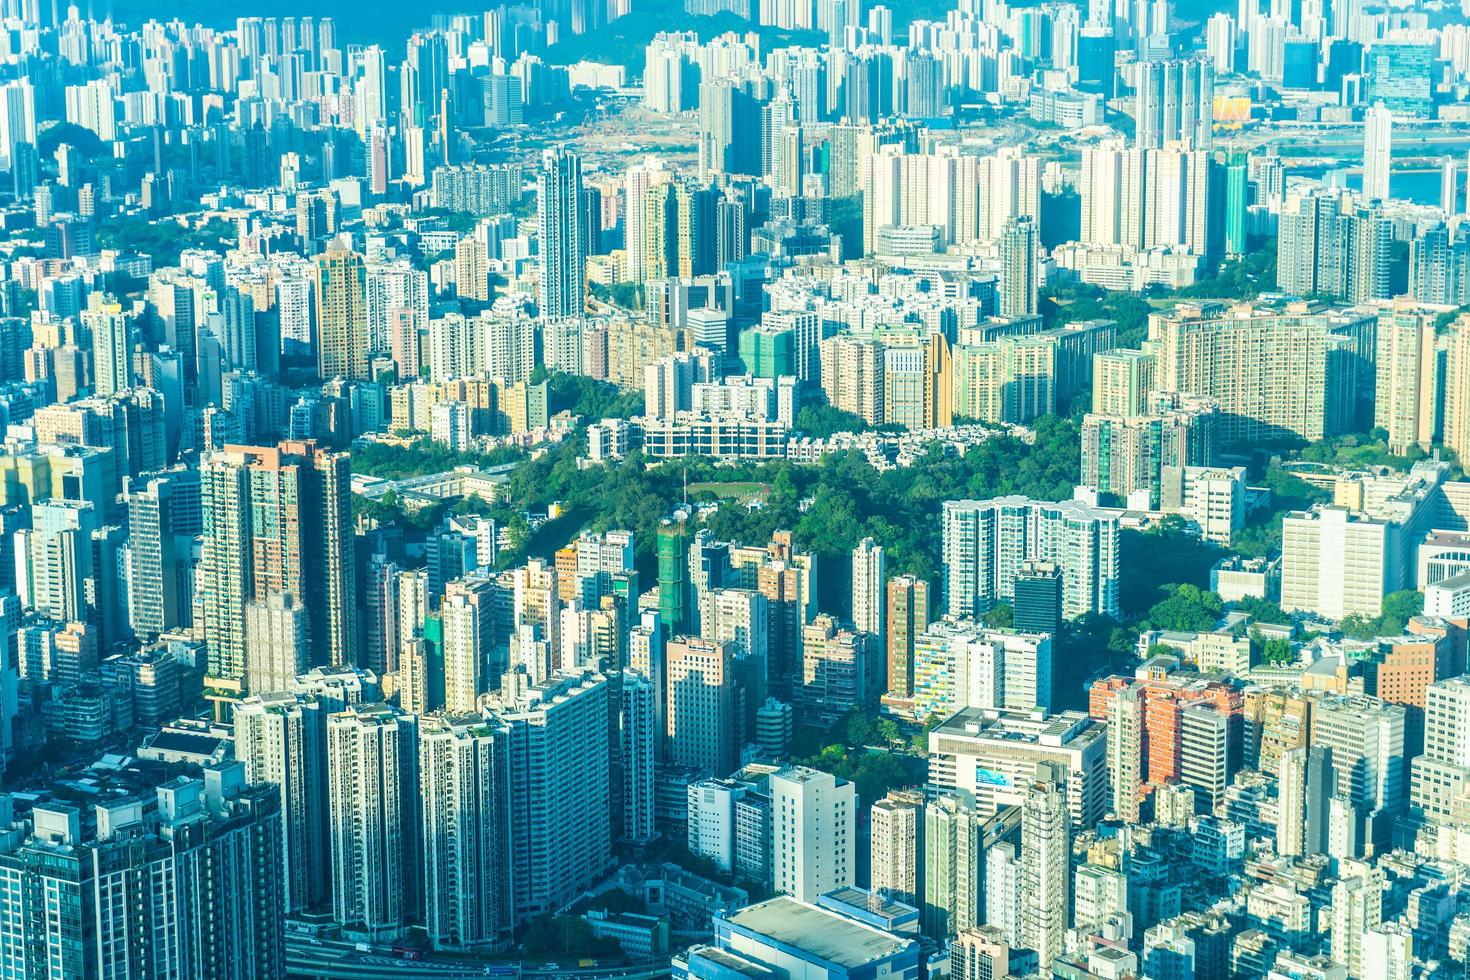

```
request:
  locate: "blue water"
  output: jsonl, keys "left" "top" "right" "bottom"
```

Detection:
{"left": 1339, "top": 168, "right": 1453, "bottom": 207}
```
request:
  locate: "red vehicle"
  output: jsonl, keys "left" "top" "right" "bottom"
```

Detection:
{"left": 392, "top": 946, "right": 422, "bottom": 961}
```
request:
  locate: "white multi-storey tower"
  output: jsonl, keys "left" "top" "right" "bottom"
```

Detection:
{"left": 235, "top": 692, "right": 331, "bottom": 913}
{"left": 1363, "top": 102, "right": 1392, "bottom": 202}
{"left": 770, "top": 766, "right": 856, "bottom": 902}
{"left": 851, "top": 537, "right": 885, "bottom": 637}
{"left": 326, "top": 704, "right": 419, "bottom": 938}
{"left": 536, "top": 146, "right": 585, "bottom": 318}
{"left": 419, "top": 714, "right": 511, "bottom": 951}
{"left": 1020, "top": 765, "right": 1070, "bottom": 970}
{"left": 870, "top": 790, "right": 922, "bottom": 906}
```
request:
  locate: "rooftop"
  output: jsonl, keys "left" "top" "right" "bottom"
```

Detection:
{"left": 932, "top": 706, "right": 1100, "bottom": 748}
{"left": 683, "top": 945, "right": 776, "bottom": 978}
{"left": 724, "top": 897, "right": 914, "bottom": 969}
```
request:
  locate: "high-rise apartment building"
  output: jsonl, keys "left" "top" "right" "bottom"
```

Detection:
{"left": 1277, "top": 191, "right": 1392, "bottom": 304}
{"left": 870, "top": 789, "right": 923, "bottom": 907}
{"left": 489, "top": 672, "right": 613, "bottom": 920}
{"left": 1148, "top": 302, "right": 1364, "bottom": 443}
{"left": 770, "top": 766, "right": 855, "bottom": 903}
{"left": 419, "top": 714, "right": 511, "bottom": 951}
{"left": 1081, "top": 391, "right": 1218, "bottom": 508}
{"left": 1092, "top": 348, "right": 1155, "bottom": 416}
{"left": 0, "top": 764, "right": 284, "bottom": 978}
{"left": 326, "top": 703, "right": 420, "bottom": 938}
{"left": 234, "top": 691, "right": 331, "bottom": 913}
{"left": 313, "top": 247, "right": 371, "bottom": 380}
{"left": 1020, "top": 765, "right": 1070, "bottom": 969}
{"left": 244, "top": 593, "right": 308, "bottom": 695}
{"left": 1363, "top": 103, "right": 1393, "bottom": 202}
{"left": 885, "top": 574, "right": 931, "bottom": 703}
{"left": 536, "top": 146, "right": 586, "bottom": 318}
{"left": 851, "top": 537, "right": 885, "bottom": 637}
{"left": 999, "top": 216, "right": 1038, "bottom": 318}
{"left": 123, "top": 469, "right": 194, "bottom": 636}
{"left": 617, "top": 670, "right": 659, "bottom": 843}
{"left": 82, "top": 297, "right": 134, "bottom": 396}
{"left": 441, "top": 576, "right": 499, "bottom": 713}
{"left": 201, "top": 441, "right": 356, "bottom": 685}
{"left": 1374, "top": 305, "right": 1440, "bottom": 455}
{"left": 1133, "top": 57, "right": 1214, "bottom": 149}
{"left": 923, "top": 793, "right": 980, "bottom": 939}
{"left": 942, "top": 496, "right": 1120, "bottom": 620}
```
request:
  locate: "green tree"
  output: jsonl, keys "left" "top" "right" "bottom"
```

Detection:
{"left": 983, "top": 604, "right": 1015, "bottom": 629}
{"left": 1142, "top": 584, "right": 1224, "bottom": 632}
{"left": 1261, "top": 636, "right": 1295, "bottom": 665}
{"left": 794, "top": 403, "right": 870, "bottom": 438}
{"left": 1340, "top": 590, "right": 1424, "bottom": 639}
{"left": 1233, "top": 595, "right": 1290, "bottom": 625}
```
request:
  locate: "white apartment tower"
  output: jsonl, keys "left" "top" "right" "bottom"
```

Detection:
{"left": 1020, "top": 765, "right": 1070, "bottom": 970}
{"left": 325, "top": 704, "right": 420, "bottom": 939}
{"left": 419, "top": 715, "right": 511, "bottom": 951}
{"left": 771, "top": 766, "right": 856, "bottom": 902}
{"left": 1363, "top": 102, "right": 1392, "bottom": 202}
{"left": 870, "top": 790, "right": 922, "bottom": 906}
{"left": 234, "top": 692, "right": 330, "bottom": 913}
{"left": 851, "top": 537, "right": 885, "bottom": 637}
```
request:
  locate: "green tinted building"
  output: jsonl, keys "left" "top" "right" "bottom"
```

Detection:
{"left": 739, "top": 326, "right": 795, "bottom": 379}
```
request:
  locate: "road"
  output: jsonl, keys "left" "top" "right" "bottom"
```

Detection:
{"left": 285, "top": 937, "right": 672, "bottom": 980}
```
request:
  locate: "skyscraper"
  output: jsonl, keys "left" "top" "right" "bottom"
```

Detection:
{"left": 851, "top": 537, "right": 885, "bottom": 636}
{"left": 1374, "top": 305, "right": 1440, "bottom": 454}
{"left": 1020, "top": 764, "right": 1069, "bottom": 969}
{"left": 1106, "top": 684, "right": 1143, "bottom": 822}
{"left": 923, "top": 793, "right": 979, "bottom": 939}
{"left": 489, "top": 672, "right": 613, "bottom": 920}
{"left": 1276, "top": 744, "right": 1330, "bottom": 859}
{"left": 23, "top": 499, "right": 96, "bottom": 623}
{"left": 699, "top": 78, "right": 761, "bottom": 177}
{"left": 313, "top": 247, "right": 371, "bottom": 380}
{"left": 1133, "top": 57, "right": 1214, "bottom": 149}
{"left": 123, "top": 469, "right": 192, "bottom": 636}
{"left": 770, "top": 766, "right": 855, "bottom": 902}
{"left": 200, "top": 441, "right": 357, "bottom": 686}
{"left": 0, "top": 764, "right": 285, "bottom": 978}
{"left": 942, "top": 497, "right": 1120, "bottom": 620}
{"left": 617, "top": 670, "right": 659, "bottom": 843}
{"left": 1363, "top": 103, "right": 1393, "bottom": 202}
{"left": 885, "top": 574, "right": 931, "bottom": 702}
{"left": 82, "top": 297, "right": 134, "bottom": 396}
{"left": 419, "top": 714, "right": 511, "bottom": 951}
{"left": 536, "top": 147, "right": 585, "bottom": 318}
{"left": 666, "top": 635, "right": 740, "bottom": 775}
{"left": 235, "top": 691, "right": 331, "bottom": 913}
{"left": 950, "top": 928, "right": 1013, "bottom": 980}
{"left": 999, "top": 216, "right": 1038, "bottom": 318}
{"left": 871, "top": 790, "right": 923, "bottom": 906}
{"left": 441, "top": 576, "right": 498, "bottom": 713}
{"left": 245, "top": 593, "right": 309, "bottom": 695}
{"left": 326, "top": 703, "right": 420, "bottom": 938}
